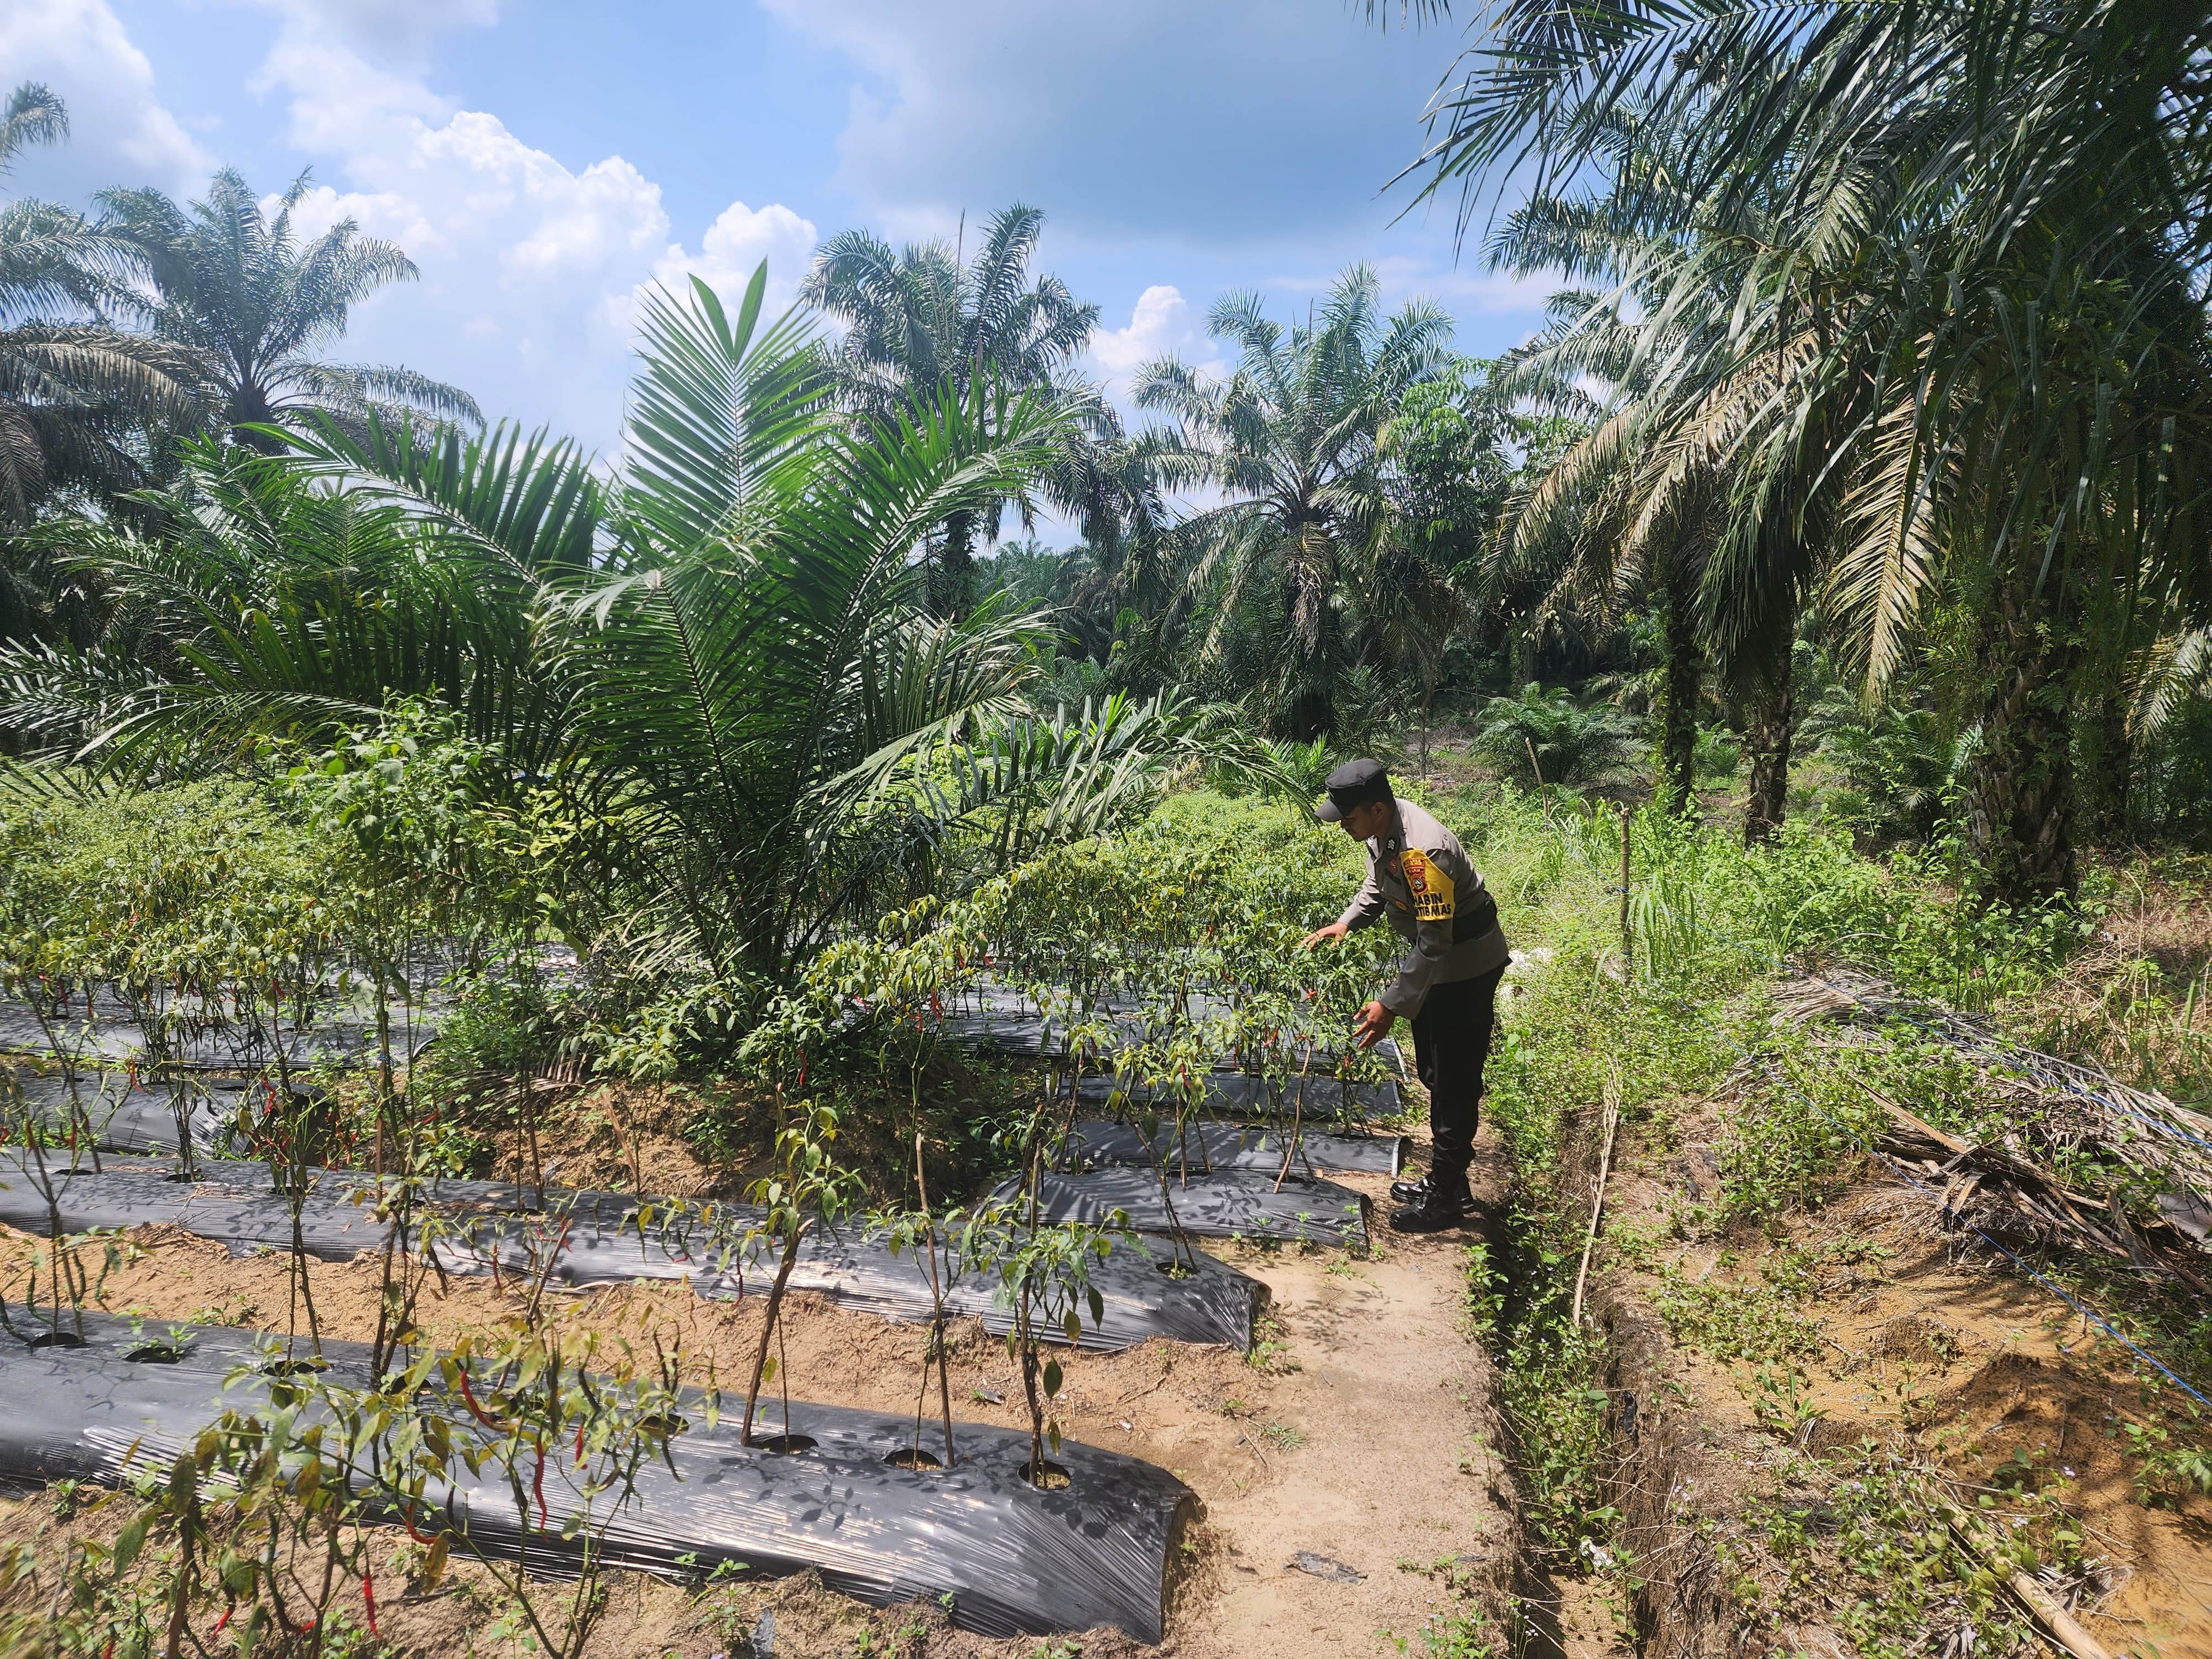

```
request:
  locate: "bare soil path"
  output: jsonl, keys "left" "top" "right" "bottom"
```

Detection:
{"left": 1176, "top": 1202, "right": 1512, "bottom": 1659}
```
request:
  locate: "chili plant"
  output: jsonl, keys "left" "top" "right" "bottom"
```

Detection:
{"left": 976, "top": 1203, "right": 1123, "bottom": 1488}
{"left": 740, "top": 1105, "right": 863, "bottom": 1448}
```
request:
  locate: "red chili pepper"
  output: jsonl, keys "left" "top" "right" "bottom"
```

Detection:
{"left": 533, "top": 1446, "right": 549, "bottom": 1530}
{"left": 362, "top": 1571, "right": 379, "bottom": 1638}
{"left": 575, "top": 1422, "right": 587, "bottom": 1463}
{"left": 795, "top": 1053, "right": 808, "bottom": 1089}
{"left": 929, "top": 990, "right": 943, "bottom": 1021}
{"left": 396, "top": 1501, "right": 436, "bottom": 1544}
{"left": 211, "top": 1603, "right": 233, "bottom": 1637}
{"left": 455, "top": 1370, "right": 502, "bottom": 1430}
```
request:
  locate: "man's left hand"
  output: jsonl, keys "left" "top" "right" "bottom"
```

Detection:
{"left": 1353, "top": 999, "right": 1395, "bottom": 1049}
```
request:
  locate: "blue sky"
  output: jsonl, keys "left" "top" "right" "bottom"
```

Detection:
{"left": 4, "top": 1, "right": 1553, "bottom": 510}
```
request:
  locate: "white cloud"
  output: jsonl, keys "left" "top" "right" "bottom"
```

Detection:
{"left": 0, "top": 0, "right": 213, "bottom": 201}
{"left": 759, "top": 0, "right": 1446, "bottom": 245}
{"left": 1377, "top": 260, "right": 1561, "bottom": 314}
{"left": 640, "top": 200, "right": 818, "bottom": 319}
{"left": 1087, "top": 284, "right": 1223, "bottom": 403}
{"left": 1258, "top": 259, "right": 1560, "bottom": 317}
{"left": 175, "top": 5, "right": 813, "bottom": 448}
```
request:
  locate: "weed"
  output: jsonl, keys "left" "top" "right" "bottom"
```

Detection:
{"left": 1388, "top": 1603, "right": 1499, "bottom": 1658}
{"left": 1246, "top": 1311, "right": 1298, "bottom": 1374}
{"left": 1745, "top": 1361, "right": 1821, "bottom": 1446}
{"left": 2119, "top": 1414, "right": 2212, "bottom": 1507}
{"left": 1259, "top": 1420, "right": 1305, "bottom": 1451}
{"left": 1650, "top": 1270, "right": 1823, "bottom": 1365}
{"left": 1458, "top": 1241, "right": 1502, "bottom": 1345}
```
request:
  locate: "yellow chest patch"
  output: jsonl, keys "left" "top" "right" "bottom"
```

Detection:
{"left": 1397, "top": 848, "right": 1454, "bottom": 921}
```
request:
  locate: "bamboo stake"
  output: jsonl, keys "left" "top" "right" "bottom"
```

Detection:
{"left": 1936, "top": 1501, "right": 2114, "bottom": 1659}
{"left": 1570, "top": 1074, "right": 1622, "bottom": 1327}
{"left": 1618, "top": 804, "right": 1632, "bottom": 965}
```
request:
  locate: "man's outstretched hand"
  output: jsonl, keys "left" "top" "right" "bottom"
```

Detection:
{"left": 1299, "top": 921, "right": 1350, "bottom": 950}
{"left": 1353, "top": 999, "right": 1395, "bottom": 1048}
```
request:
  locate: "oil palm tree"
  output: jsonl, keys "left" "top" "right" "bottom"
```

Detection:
{"left": 96, "top": 169, "right": 478, "bottom": 451}
{"left": 2, "top": 267, "right": 1121, "bottom": 976}
{"left": 1483, "top": 105, "right": 1850, "bottom": 831}
{"left": 1135, "top": 265, "right": 1457, "bottom": 742}
{"left": 0, "top": 82, "right": 208, "bottom": 645}
{"left": 1392, "top": 0, "right": 2212, "bottom": 895}
{"left": 802, "top": 204, "right": 1124, "bottom": 617}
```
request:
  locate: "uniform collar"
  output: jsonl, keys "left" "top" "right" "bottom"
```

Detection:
{"left": 1371, "top": 805, "right": 1405, "bottom": 853}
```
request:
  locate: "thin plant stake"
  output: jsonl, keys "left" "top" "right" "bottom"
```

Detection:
{"left": 1936, "top": 1499, "right": 2113, "bottom": 1659}
{"left": 1618, "top": 804, "right": 1632, "bottom": 966}
{"left": 914, "top": 1126, "right": 955, "bottom": 1465}
{"left": 1570, "top": 1071, "right": 1622, "bottom": 1327}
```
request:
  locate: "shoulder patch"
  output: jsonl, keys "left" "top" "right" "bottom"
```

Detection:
{"left": 1399, "top": 847, "right": 1454, "bottom": 922}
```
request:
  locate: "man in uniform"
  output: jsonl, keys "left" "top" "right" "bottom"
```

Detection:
{"left": 1298, "top": 759, "right": 1510, "bottom": 1233}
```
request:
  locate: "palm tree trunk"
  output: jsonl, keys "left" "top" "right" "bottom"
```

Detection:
{"left": 1658, "top": 582, "right": 1703, "bottom": 813}
{"left": 2075, "top": 686, "right": 2132, "bottom": 846}
{"left": 936, "top": 509, "right": 976, "bottom": 619}
{"left": 1741, "top": 640, "right": 1794, "bottom": 846}
{"left": 1964, "top": 576, "right": 2078, "bottom": 904}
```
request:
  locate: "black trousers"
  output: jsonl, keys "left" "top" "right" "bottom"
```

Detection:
{"left": 1409, "top": 964, "right": 1505, "bottom": 1191}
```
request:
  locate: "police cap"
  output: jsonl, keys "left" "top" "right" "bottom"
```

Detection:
{"left": 1315, "top": 757, "right": 1392, "bottom": 822}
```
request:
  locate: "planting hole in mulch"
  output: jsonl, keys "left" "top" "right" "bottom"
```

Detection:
{"left": 259, "top": 1356, "right": 329, "bottom": 1378}
{"left": 1157, "top": 1260, "right": 1197, "bottom": 1280}
{"left": 1021, "top": 1457, "right": 1072, "bottom": 1490}
{"left": 753, "top": 1433, "right": 816, "bottom": 1454}
{"left": 883, "top": 1447, "right": 943, "bottom": 1470}
{"left": 635, "top": 1412, "right": 688, "bottom": 1436}
{"left": 124, "top": 1343, "right": 186, "bottom": 1363}
{"left": 26, "top": 1331, "right": 85, "bottom": 1350}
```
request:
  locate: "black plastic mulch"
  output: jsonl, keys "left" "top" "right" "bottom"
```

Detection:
{"left": 0, "top": 1152, "right": 1265, "bottom": 1352}
{"left": 1061, "top": 1117, "right": 1407, "bottom": 1176}
{"left": 996, "top": 1166, "right": 1370, "bottom": 1250}
{"left": 0, "top": 1310, "right": 1192, "bottom": 1640}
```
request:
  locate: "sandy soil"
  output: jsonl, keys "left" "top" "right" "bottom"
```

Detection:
{"left": 1594, "top": 1098, "right": 2212, "bottom": 1659}
{"left": 1172, "top": 1227, "right": 1512, "bottom": 1658}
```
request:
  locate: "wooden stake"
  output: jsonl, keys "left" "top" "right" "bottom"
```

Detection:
{"left": 1571, "top": 1074, "right": 1622, "bottom": 1327}
{"left": 1936, "top": 1501, "right": 2114, "bottom": 1659}
{"left": 1618, "top": 804, "right": 1632, "bottom": 964}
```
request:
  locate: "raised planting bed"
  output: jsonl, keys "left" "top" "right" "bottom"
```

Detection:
{"left": 0, "top": 1310, "right": 1196, "bottom": 1641}
{"left": 996, "top": 1166, "right": 1370, "bottom": 1249}
{"left": 0, "top": 987, "right": 451, "bottom": 1072}
{"left": 1063, "top": 1068, "right": 1405, "bottom": 1123}
{"left": 929, "top": 983, "right": 1407, "bottom": 1079}
{"left": 0, "top": 1152, "right": 1266, "bottom": 1352}
{"left": 1062, "top": 1117, "right": 1408, "bottom": 1176}
{"left": 10, "top": 1062, "right": 259, "bottom": 1155}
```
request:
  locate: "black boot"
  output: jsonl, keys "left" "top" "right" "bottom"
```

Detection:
{"left": 1389, "top": 1181, "right": 1473, "bottom": 1234}
{"left": 1389, "top": 1170, "right": 1432, "bottom": 1204}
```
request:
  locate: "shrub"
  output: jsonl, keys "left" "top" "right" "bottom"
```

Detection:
{"left": 1470, "top": 684, "right": 1641, "bottom": 786}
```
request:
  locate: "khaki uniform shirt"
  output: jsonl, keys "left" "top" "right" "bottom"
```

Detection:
{"left": 1334, "top": 799, "right": 1510, "bottom": 1018}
